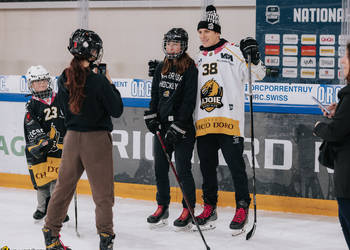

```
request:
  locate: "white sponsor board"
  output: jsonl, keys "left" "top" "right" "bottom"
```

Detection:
{"left": 265, "top": 56, "right": 280, "bottom": 66}
{"left": 338, "top": 70, "right": 344, "bottom": 79}
{"left": 319, "top": 57, "right": 335, "bottom": 68}
{"left": 301, "top": 68, "right": 316, "bottom": 78}
{"left": 319, "top": 69, "right": 335, "bottom": 79}
{"left": 282, "top": 68, "right": 298, "bottom": 78}
{"left": 283, "top": 34, "right": 298, "bottom": 44}
{"left": 283, "top": 57, "right": 298, "bottom": 67}
{"left": 319, "top": 46, "right": 335, "bottom": 56}
{"left": 338, "top": 46, "right": 346, "bottom": 57}
{"left": 301, "top": 34, "right": 316, "bottom": 45}
{"left": 246, "top": 82, "right": 341, "bottom": 105}
{"left": 0, "top": 102, "right": 27, "bottom": 175}
{"left": 283, "top": 45, "right": 298, "bottom": 55}
{"left": 319, "top": 35, "right": 335, "bottom": 45}
{"left": 0, "top": 75, "right": 152, "bottom": 99}
{"left": 265, "top": 34, "right": 280, "bottom": 44}
{"left": 338, "top": 35, "right": 347, "bottom": 45}
{"left": 300, "top": 57, "right": 316, "bottom": 67}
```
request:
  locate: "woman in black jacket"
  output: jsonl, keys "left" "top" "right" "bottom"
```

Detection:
{"left": 42, "top": 29, "right": 123, "bottom": 250}
{"left": 313, "top": 43, "right": 350, "bottom": 249}
{"left": 144, "top": 28, "right": 198, "bottom": 230}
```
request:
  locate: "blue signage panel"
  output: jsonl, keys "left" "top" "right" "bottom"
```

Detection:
{"left": 256, "top": 0, "right": 343, "bottom": 84}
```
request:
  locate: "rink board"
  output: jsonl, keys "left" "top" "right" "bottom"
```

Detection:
{"left": 0, "top": 76, "right": 340, "bottom": 216}
{"left": 0, "top": 173, "right": 337, "bottom": 216}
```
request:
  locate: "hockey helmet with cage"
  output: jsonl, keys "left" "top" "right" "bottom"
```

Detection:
{"left": 68, "top": 29, "right": 103, "bottom": 62}
{"left": 26, "top": 65, "right": 53, "bottom": 99}
{"left": 163, "top": 28, "right": 188, "bottom": 59}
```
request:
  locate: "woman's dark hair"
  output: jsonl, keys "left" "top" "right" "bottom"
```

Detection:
{"left": 64, "top": 56, "right": 87, "bottom": 114}
{"left": 161, "top": 53, "right": 194, "bottom": 75}
{"left": 346, "top": 43, "right": 350, "bottom": 83}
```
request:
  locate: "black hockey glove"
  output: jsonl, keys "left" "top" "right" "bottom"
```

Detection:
{"left": 28, "top": 137, "right": 53, "bottom": 159}
{"left": 148, "top": 60, "right": 160, "bottom": 77}
{"left": 144, "top": 110, "right": 161, "bottom": 134}
{"left": 164, "top": 122, "right": 187, "bottom": 146}
{"left": 240, "top": 37, "right": 260, "bottom": 65}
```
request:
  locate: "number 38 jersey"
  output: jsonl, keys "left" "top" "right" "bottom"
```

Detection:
{"left": 24, "top": 93, "right": 66, "bottom": 188}
{"left": 195, "top": 39, "right": 266, "bottom": 137}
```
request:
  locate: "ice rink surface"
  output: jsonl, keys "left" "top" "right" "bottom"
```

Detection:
{"left": 0, "top": 187, "right": 347, "bottom": 250}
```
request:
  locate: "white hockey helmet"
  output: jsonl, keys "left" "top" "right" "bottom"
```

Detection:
{"left": 26, "top": 65, "right": 53, "bottom": 99}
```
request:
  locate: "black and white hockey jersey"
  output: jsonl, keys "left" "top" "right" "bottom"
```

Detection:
{"left": 24, "top": 93, "right": 66, "bottom": 188}
{"left": 149, "top": 61, "right": 198, "bottom": 128}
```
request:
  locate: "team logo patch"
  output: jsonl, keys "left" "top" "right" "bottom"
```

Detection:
{"left": 163, "top": 90, "right": 170, "bottom": 97}
{"left": 200, "top": 79, "right": 223, "bottom": 112}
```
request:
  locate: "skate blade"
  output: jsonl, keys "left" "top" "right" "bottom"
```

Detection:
{"left": 148, "top": 219, "right": 168, "bottom": 230}
{"left": 192, "top": 222, "right": 216, "bottom": 231}
{"left": 173, "top": 223, "right": 193, "bottom": 232}
{"left": 231, "top": 228, "right": 246, "bottom": 236}
{"left": 231, "top": 217, "right": 249, "bottom": 236}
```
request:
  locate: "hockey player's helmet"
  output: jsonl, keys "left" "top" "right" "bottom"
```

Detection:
{"left": 26, "top": 65, "right": 53, "bottom": 99}
{"left": 163, "top": 28, "right": 188, "bottom": 59}
{"left": 68, "top": 29, "right": 103, "bottom": 62}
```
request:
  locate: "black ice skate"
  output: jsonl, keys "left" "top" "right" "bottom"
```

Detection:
{"left": 99, "top": 232, "right": 115, "bottom": 250}
{"left": 230, "top": 200, "right": 249, "bottom": 236}
{"left": 173, "top": 208, "right": 193, "bottom": 231}
{"left": 42, "top": 227, "right": 71, "bottom": 250}
{"left": 147, "top": 205, "right": 169, "bottom": 229}
{"left": 33, "top": 209, "right": 46, "bottom": 220}
{"left": 193, "top": 204, "right": 217, "bottom": 231}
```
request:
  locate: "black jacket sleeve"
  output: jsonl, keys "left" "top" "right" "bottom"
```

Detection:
{"left": 149, "top": 63, "right": 163, "bottom": 113}
{"left": 314, "top": 94, "right": 350, "bottom": 142}
{"left": 100, "top": 79, "right": 124, "bottom": 118}
{"left": 176, "top": 63, "right": 198, "bottom": 124}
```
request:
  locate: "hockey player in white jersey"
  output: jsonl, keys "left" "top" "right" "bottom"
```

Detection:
{"left": 194, "top": 5, "right": 265, "bottom": 234}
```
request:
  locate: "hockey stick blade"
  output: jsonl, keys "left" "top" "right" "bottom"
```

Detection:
{"left": 246, "top": 222, "right": 256, "bottom": 240}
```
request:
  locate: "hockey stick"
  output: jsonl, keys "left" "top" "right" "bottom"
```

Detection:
{"left": 74, "top": 190, "right": 80, "bottom": 237}
{"left": 246, "top": 54, "right": 257, "bottom": 241}
{"left": 156, "top": 132, "right": 211, "bottom": 250}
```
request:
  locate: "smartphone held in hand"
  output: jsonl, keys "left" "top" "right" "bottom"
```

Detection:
{"left": 312, "top": 96, "right": 330, "bottom": 114}
{"left": 97, "top": 63, "right": 107, "bottom": 75}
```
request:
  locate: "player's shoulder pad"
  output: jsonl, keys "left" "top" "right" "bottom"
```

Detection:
{"left": 224, "top": 43, "right": 245, "bottom": 62}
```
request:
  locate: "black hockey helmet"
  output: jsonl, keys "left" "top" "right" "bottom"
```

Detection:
{"left": 68, "top": 29, "right": 103, "bottom": 62}
{"left": 163, "top": 28, "right": 188, "bottom": 59}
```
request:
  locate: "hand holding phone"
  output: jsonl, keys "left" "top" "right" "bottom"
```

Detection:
{"left": 312, "top": 96, "right": 330, "bottom": 114}
{"left": 97, "top": 63, "right": 107, "bottom": 75}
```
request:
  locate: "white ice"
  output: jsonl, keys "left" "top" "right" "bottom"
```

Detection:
{"left": 0, "top": 187, "right": 347, "bottom": 250}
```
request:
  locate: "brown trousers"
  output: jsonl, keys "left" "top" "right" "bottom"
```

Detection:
{"left": 44, "top": 130, "right": 115, "bottom": 236}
